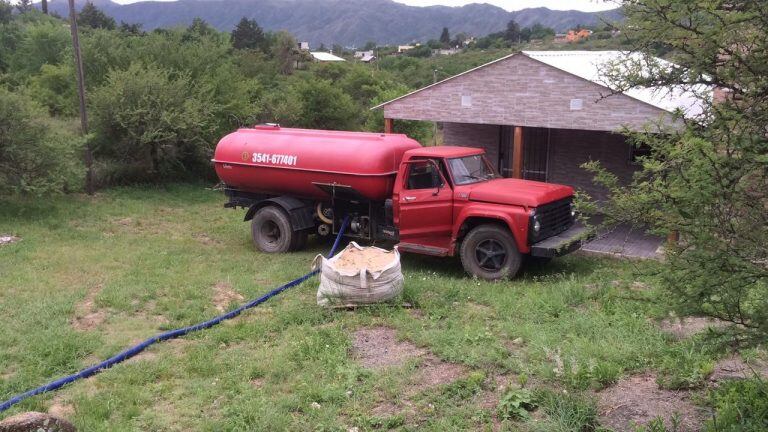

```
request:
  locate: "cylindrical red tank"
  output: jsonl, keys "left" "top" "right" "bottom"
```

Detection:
{"left": 213, "top": 126, "right": 421, "bottom": 200}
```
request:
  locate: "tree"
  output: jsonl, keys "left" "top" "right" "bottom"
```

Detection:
{"left": 528, "top": 23, "right": 555, "bottom": 40}
{"left": 272, "top": 30, "right": 299, "bottom": 75}
{"left": 290, "top": 79, "right": 358, "bottom": 130}
{"left": 119, "top": 21, "right": 143, "bottom": 36}
{"left": 41, "top": 0, "right": 47, "bottom": 14}
{"left": 363, "top": 40, "right": 377, "bottom": 50}
{"left": 504, "top": 19, "right": 521, "bottom": 44}
{"left": 90, "top": 64, "right": 211, "bottom": 182}
{"left": 183, "top": 17, "right": 215, "bottom": 42}
{"left": 0, "top": 88, "right": 83, "bottom": 195}
{"left": 439, "top": 27, "right": 450, "bottom": 46}
{"left": 230, "top": 17, "right": 265, "bottom": 51}
{"left": 0, "top": 1, "right": 13, "bottom": 24}
{"left": 15, "top": 0, "right": 31, "bottom": 13}
{"left": 78, "top": 1, "right": 116, "bottom": 30}
{"left": 585, "top": 1, "right": 768, "bottom": 336}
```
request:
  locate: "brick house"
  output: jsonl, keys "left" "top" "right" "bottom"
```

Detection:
{"left": 374, "top": 50, "right": 707, "bottom": 203}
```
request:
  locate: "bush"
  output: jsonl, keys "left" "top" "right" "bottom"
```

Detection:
{"left": 0, "top": 87, "right": 83, "bottom": 195}
{"left": 27, "top": 63, "right": 78, "bottom": 116}
{"left": 705, "top": 378, "right": 768, "bottom": 432}
{"left": 286, "top": 78, "right": 359, "bottom": 130}
{"left": 90, "top": 63, "right": 212, "bottom": 183}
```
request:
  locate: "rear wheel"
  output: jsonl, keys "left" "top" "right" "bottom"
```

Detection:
{"left": 251, "top": 206, "right": 303, "bottom": 253}
{"left": 460, "top": 224, "right": 522, "bottom": 280}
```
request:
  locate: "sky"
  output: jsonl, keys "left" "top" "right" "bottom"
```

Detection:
{"left": 87, "top": 0, "right": 617, "bottom": 12}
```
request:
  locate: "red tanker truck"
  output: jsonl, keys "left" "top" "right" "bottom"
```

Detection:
{"left": 213, "top": 125, "right": 587, "bottom": 280}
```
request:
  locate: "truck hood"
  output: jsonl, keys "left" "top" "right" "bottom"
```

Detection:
{"left": 466, "top": 178, "right": 574, "bottom": 208}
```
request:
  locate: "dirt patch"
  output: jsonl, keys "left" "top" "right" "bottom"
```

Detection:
{"left": 408, "top": 356, "right": 466, "bottom": 393}
{"left": 658, "top": 316, "right": 729, "bottom": 339}
{"left": 598, "top": 372, "right": 704, "bottom": 432}
{"left": 352, "top": 327, "right": 427, "bottom": 369}
{"left": 334, "top": 246, "right": 397, "bottom": 272}
{"left": 48, "top": 394, "right": 75, "bottom": 419}
{"left": 71, "top": 284, "right": 107, "bottom": 331}
{"left": 193, "top": 233, "right": 222, "bottom": 246}
{"left": 709, "top": 355, "right": 768, "bottom": 385}
{"left": 213, "top": 282, "right": 245, "bottom": 312}
{"left": 114, "top": 217, "right": 133, "bottom": 226}
{"left": 0, "top": 235, "right": 20, "bottom": 246}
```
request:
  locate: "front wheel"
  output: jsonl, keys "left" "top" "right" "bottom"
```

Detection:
{"left": 459, "top": 224, "right": 522, "bottom": 281}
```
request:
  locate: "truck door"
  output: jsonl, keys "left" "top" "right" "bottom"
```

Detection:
{"left": 395, "top": 159, "right": 453, "bottom": 252}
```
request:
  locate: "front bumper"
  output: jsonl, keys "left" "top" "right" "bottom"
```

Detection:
{"left": 530, "top": 224, "right": 592, "bottom": 258}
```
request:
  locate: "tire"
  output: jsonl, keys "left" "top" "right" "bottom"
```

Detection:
{"left": 251, "top": 206, "right": 296, "bottom": 253}
{"left": 460, "top": 224, "right": 522, "bottom": 281}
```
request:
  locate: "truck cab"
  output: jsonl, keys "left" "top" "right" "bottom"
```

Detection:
{"left": 391, "top": 146, "right": 586, "bottom": 280}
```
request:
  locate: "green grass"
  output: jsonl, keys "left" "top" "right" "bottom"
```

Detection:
{"left": 0, "top": 184, "right": 735, "bottom": 430}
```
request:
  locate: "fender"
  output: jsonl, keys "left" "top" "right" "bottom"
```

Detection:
{"left": 245, "top": 196, "right": 314, "bottom": 232}
{"left": 454, "top": 203, "right": 531, "bottom": 253}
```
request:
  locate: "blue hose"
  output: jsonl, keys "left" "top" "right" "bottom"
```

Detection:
{"left": 0, "top": 216, "right": 350, "bottom": 414}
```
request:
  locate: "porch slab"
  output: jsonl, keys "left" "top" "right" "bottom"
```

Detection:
{"left": 580, "top": 224, "right": 664, "bottom": 260}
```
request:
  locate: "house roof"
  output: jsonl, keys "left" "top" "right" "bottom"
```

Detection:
{"left": 523, "top": 51, "right": 708, "bottom": 117}
{"left": 310, "top": 52, "right": 346, "bottom": 62}
{"left": 372, "top": 50, "right": 708, "bottom": 118}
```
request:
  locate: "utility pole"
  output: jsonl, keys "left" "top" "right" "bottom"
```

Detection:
{"left": 433, "top": 69, "right": 439, "bottom": 146}
{"left": 41, "top": 0, "right": 48, "bottom": 14}
{"left": 68, "top": 0, "right": 94, "bottom": 195}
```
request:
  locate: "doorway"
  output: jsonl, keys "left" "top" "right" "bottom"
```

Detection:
{"left": 498, "top": 126, "right": 550, "bottom": 181}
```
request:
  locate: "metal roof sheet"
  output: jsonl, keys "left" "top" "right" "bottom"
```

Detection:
{"left": 310, "top": 52, "right": 346, "bottom": 62}
{"left": 522, "top": 50, "right": 709, "bottom": 117}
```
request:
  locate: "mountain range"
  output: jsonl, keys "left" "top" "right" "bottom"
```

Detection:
{"left": 45, "top": 0, "right": 622, "bottom": 47}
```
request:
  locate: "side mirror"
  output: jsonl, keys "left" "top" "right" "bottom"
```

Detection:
{"left": 433, "top": 182, "right": 443, "bottom": 196}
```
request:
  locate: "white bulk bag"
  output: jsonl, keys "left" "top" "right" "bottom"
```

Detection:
{"left": 314, "top": 242, "right": 404, "bottom": 307}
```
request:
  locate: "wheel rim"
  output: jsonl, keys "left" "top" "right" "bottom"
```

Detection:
{"left": 475, "top": 239, "right": 507, "bottom": 271}
{"left": 260, "top": 220, "right": 281, "bottom": 244}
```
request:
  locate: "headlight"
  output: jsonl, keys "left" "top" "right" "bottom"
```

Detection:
{"left": 570, "top": 202, "right": 576, "bottom": 218}
{"left": 532, "top": 215, "right": 541, "bottom": 233}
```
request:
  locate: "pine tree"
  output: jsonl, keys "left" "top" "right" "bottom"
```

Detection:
{"left": 78, "top": 1, "right": 116, "bottom": 30}
{"left": 439, "top": 27, "right": 450, "bottom": 46}
{"left": 231, "top": 17, "right": 266, "bottom": 51}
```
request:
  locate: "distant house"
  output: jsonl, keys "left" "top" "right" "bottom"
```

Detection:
{"left": 566, "top": 29, "right": 593, "bottom": 42}
{"left": 354, "top": 50, "right": 374, "bottom": 59}
{"left": 298, "top": 41, "right": 310, "bottom": 51}
{"left": 554, "top": 33, "right": 568, "bottom": 43}
{"left": 309, "top": 51, "right": 346, "bottom": 62}
{"left": 360, "top": 54, "right": 377, "bottom": 63}
{"left": 433, "top": 48, "right": 460, "bottom": 56}
{"left": 397, "top": 45, "right": 417, "bottom": 53}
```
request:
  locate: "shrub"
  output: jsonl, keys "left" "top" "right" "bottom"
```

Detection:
{"left": 706, "top": 378, "right": 768, "bottom": 432}
{"left": 90, "top": 63, "right": 212, "bottom": 183}
{"left": 0, "top": 87, "right": 83, "bottom": 195}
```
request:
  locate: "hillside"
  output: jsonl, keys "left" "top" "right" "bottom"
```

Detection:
{"left": 45, "top": 0, "right": 622, "bottom": 46}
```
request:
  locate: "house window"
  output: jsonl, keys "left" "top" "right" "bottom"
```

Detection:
{"left": 461, "top": 95, "right": 472, "bottom": 107}
{"left": 629, "top": 143, "right": 651, "bottom": 164}
{"left": 569, "top": 98, "right": 583, "bottom": 110}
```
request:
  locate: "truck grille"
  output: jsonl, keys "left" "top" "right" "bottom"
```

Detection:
{"left": 530, "top": 197, "right": 574, "bottom": 243}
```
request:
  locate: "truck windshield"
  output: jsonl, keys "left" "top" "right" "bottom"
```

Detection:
{"left": 448, "top": 155, "right": 495, "bottom": 185}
